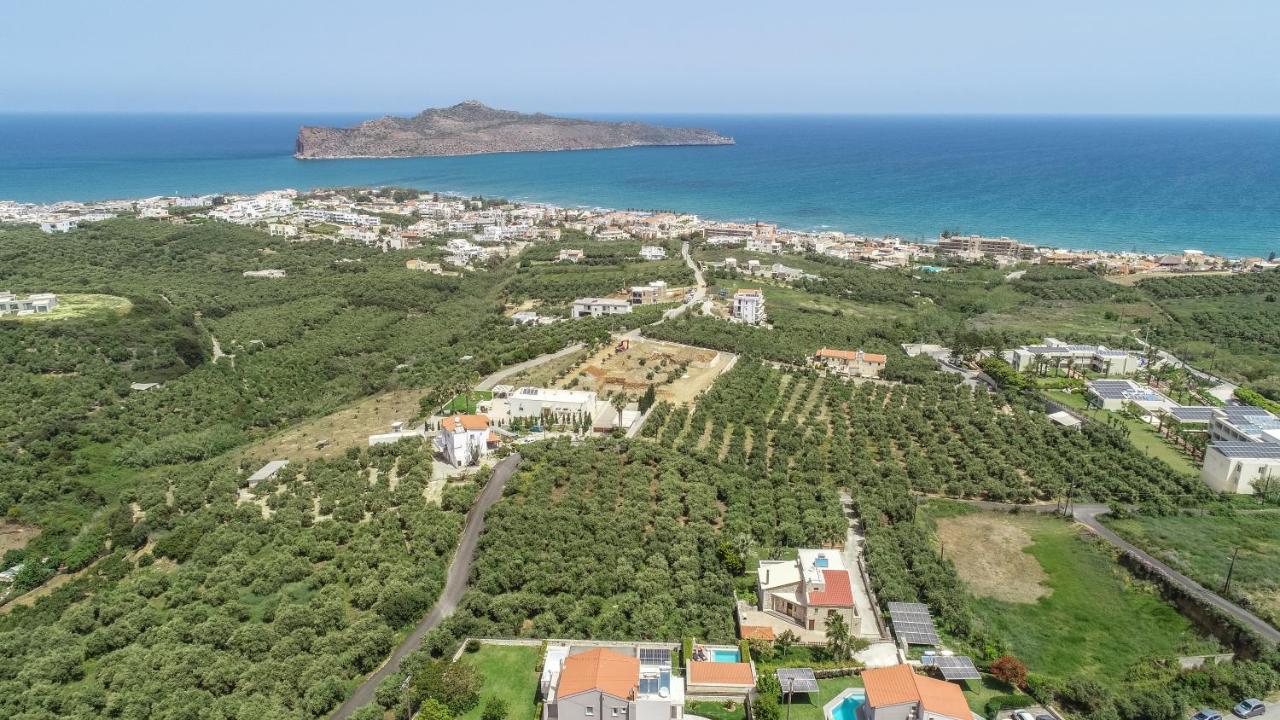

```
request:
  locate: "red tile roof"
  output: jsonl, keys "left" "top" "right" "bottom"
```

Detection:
{"left": 816, "top": 348, "right": 887, "bottom": 364}
{"left": 558, "top": 648, "right": 639, "bottom": 700}
{"left": 441, "top": 414, "right": 489, "bottom": 432}
{"left": 807, "top": 569, "right": 854, "bottom": 607}
{"left": 862, "top": 664, "right": 970, "bottom": 720}
{"left": 688, "top": 661, "right": 755, "bottom": 687}
{"left": 740, "top": 625, "right": 776, "bottom": 641}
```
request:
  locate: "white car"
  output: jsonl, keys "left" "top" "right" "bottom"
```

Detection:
{"left": 1012, "top": 711, "right": 1038, "bottom": 720}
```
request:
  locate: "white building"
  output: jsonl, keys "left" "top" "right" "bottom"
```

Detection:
{"left": 572, "top": 298, "right": 632, "bottom": 318}
{"left": 558, "top": 249, "right": 585, "bottom": 263}
{"left": 434, "top": 414, "right": 497, "bottom": 467}
{"left": 731, "top": 288, "right": 766, "bottom": 325}
{"left": 1086, "top": 379, "right": 1176, "bottom": 412}
{"left": 243, "top": 269, "right": 286, "bottom": 279}
{"left": 508, "top": 387, "right": 598, "bottom": 423}
{"left": 40, "top": 219, "right": 78, "bottom": 233}
{"left": 247, "top": 460, "right": 289, "bottom": 486}
{"left": 0, "top": 292, "right": 58, "bottom": 316}
{"left": 757, "top": 548, "right": 858, "bottom": 635}
{"left": 268, "top": 223, "right": 299, "bottom": 238}
{"left": 1200, "top": 406, "right": 1280, "bottom": 494}
{"left": 1003, "top": 339, "right": 1140, "bottom": 377}
{"left": 639, "top": 245, "right": 667, "bottom": 260}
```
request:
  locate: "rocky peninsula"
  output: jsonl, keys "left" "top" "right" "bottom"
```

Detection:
{"left": 294, "top": 101, "right": 734, "bottom": 159}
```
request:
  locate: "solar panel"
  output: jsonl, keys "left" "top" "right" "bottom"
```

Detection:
{"left": 930, "top": 656, "right": 981, "bottom": 681}
{"left": 1211, "top": 441, "right": 1280, "bottom": 459}
{"left": 775, "top": 668, "right": 819, "bottom": 694}
{"left": 887, "top": 602, "right": 940, "bottom": 646}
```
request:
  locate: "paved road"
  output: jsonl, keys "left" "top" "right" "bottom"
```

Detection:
{"left": 477, "top": 343, "right": 585, "bottom": 390}
{"left": 659, "top": 241, "right": 707, "bottom": 322}
{"left": 330, "top": 454, "right": 522, "bottom": 719}
{"left": 953, "top": 498, "right": 1280, "bottom": 644}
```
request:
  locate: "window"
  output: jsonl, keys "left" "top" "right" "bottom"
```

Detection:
{"left": 585, "top": 709, "right": 593, "bottom": 717}
{"left": 612, "top": 710, "right": 619, "bottom": 717}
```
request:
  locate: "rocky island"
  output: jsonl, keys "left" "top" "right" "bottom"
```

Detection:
{"left": 294, "top": 100, "right": 734, "bottom": 158}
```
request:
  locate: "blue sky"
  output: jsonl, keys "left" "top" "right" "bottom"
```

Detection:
{"left": 3, "top": 0, "right": 1278, "bottom": 114}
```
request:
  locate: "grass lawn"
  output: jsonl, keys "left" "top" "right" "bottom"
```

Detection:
{"left": 773, "top": 676, "right": 863, "bottom": 720}
{"left": 1106, "top": 510, "right": 1280, "bottom": 628}
{"left": 0, "top": 293, "right": 132, "bottom": 323}
{"left": 959, "top": 674, "right": 1034, "bottom": 716}
{"left": 687, "top": 700, "right": 747, "bottom": 720}
{"left": 1043, "top": 390, "right": 1200, "bottom": 475}
{"left": 970, "top": 300, "right": 1157, "bottom": 340}
{"left": 458, "top": 644, "right": 541, "bottom": 720}
{"left": 442, "top": 390, "right": 495, "bottom": 415}
{"left": 940, "top": 509, "right": 1219, "bottom": 684}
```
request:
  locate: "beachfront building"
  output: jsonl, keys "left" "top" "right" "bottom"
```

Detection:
{"left": 756, "top": 549, "right": 857, "bottom": 635}
{"left": 572, "top": 298, "right": 632, "bottom": 318}
{"left": 1003, "top": 338, "right": 1140, "bottom": 377}
{"left": 540, "top": 644, "right": 684, "bottom": 720}
{"left": 731, "top": 289, "right": 766, "bottom": 325}
{"left": 814, "top": 348, "right": 887, "bottom": 379}
{"left": 936, "top": 234, "right": 1035, "bottom": 258}
{"left": 857, "top": 664, "right": 970, "bottom": 720}
{"left": 435, "top": 414, "right": 497, "bottom": 467}
{"left": 0, "top": 292, "right": 58, "bottom": 316}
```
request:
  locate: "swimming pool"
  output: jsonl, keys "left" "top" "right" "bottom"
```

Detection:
{"left": 825, "top": 690, "right": 866, "bottom": 720}
{"left": 710, "top": 648, "right": 741, "bottom": 663}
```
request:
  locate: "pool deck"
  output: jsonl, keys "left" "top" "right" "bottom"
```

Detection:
{"left": 822, "top": 688, "right": 867, "bottom": 720}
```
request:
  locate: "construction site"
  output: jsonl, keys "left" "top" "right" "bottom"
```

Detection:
{"left": 558, "top": 336, "right": 736, "bottom": 405}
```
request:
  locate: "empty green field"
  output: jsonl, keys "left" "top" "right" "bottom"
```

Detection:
{"left": 457, "top": 644, "right": 541, "bottom": 720}
{"left": 1106, "top": 511, "right": 1280, "bottom": 628}
{"left": 938, "top": 508, "right": 1219, "bottom": 683}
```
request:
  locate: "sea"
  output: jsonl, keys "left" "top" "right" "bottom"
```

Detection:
{"left": 2, "top": 113, "right": 1278, "bottom": 258}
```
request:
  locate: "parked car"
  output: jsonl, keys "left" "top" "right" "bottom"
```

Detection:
{"left": 1233, "top": 699, "right": 1266, "bottom": 718}
{"left": 1192, "top": 710, "right": 1224, "bottom": 720}
{"left": 1011, "top": 711, "right": 1037, "bottom": 720}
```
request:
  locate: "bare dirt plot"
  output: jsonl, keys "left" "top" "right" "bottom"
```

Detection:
{"left": 239, "top": 388, "right": 426, "bottom": 463}
{"left": 0, "top": 523, "right": 39, "bottom": 556}
{"left": 936, "top": 513, "right": 1050, "bottom": 603}
{"left": 558, "top": 338, "right": 734, "bottom": 406}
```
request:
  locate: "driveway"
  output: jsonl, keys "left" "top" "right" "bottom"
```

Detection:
{"left": 477, "top": 343, "right": 585, "bottom": 390}
{"left": 330, "top": 453, "right": 522, "bottom": 719}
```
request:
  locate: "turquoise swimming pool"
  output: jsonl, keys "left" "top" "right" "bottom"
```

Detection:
{"left": 710, "top": 648, "right": 741, "bottom": 663}
{"left": 827, "top": 691, "right": 866, "bottom": 720}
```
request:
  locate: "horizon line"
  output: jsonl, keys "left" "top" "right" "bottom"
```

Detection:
{"left": 4, "top": 109, "right": 1280, "bottom": 118}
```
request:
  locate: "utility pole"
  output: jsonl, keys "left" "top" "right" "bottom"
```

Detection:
{"left": 1222, "top": 547, "right": 1240, "bottom": 595}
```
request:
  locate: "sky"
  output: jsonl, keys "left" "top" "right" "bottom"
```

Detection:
{"left": 3, "top": 0, "right": 1279, "bottom": 114}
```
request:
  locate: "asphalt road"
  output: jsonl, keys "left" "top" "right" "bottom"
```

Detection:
{"left": 330, "top": 453, "right": 522, "bottom": 720}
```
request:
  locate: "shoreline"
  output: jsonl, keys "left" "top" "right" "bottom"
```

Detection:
{"left": 0, "top": 183, "right": 1272, "bottom": 263}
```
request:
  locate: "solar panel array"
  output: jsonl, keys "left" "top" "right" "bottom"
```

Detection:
{"left": 925, "top": 655, "right": 981, "bottom": 680}
{"left": 1212, "top": 441, "right": 1280, "bottom": 459}
{"left": 887, "top": 602, "right": 940, "bottom": 646}
{"left": 775, "top": 668, "right": 819, "bottom": 693}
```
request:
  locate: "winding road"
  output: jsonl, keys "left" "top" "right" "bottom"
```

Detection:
{"left": 330, "top": 453, "right": 522, "bottom": 719}
{"left": 957, "top": 499, "right": 1280, "bottom": 644}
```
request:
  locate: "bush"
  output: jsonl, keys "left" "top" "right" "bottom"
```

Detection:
{"left": 990, "top": 655, "right": 1029, "bottom": 689}
{"left": 482, "top": 697, "right": 509, "bottom": 720}
{"left": 410, "top": 659, "right": 482, "bottom": 715}
{"left": 466, "top": 638, "right": 482, "bottom": 653}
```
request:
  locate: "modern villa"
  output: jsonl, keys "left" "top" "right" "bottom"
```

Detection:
{"left": 731, "top": 288, "right": 766, "bottom": 325}
{"left": 757, "top": 548, "right": 857, "bottom": 635}
{"left": 857, "top": 664, "right": 969, "bottom": 720}
{"left": 541, "top": 645, "right": 684, "bottom": 720}
{"left": 435, "top": 414, "right": 498, "bottom": 466}
{"left": 0, "top": 292, "right": 58, "bottom": 316}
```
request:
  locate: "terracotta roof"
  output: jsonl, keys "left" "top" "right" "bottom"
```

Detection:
{"left": 487, "top": 431, "right": 501, "bottom": 444}
{"left": 688, "top": 661, "right": 755, "bottom": 687}
{"left": 441, "top": 414, "right": 489, "bottom": 432}
{"left": 740, "top": 625, "right": 776, "bottom": 641}
{"left": 807, "top": 569, "right": 854, "bottom": 607}
{"left": 816, "top": 348, "right": 887, "bottom": 364}
{"left": 736, "top": 288, "right": 762, "bottom": 296}
{"left": 557, "top": 648, "right": 639, "bottom": 700}
{"left": 862, "top": 664, "right": 970, "bottom": 720}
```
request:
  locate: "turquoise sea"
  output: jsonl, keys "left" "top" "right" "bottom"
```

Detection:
{"left": 1, "top": 113, "right": 1278, "bottom": 257}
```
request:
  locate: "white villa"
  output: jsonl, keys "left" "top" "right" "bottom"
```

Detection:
{"left": 0, "top": 292, "right": 58, "bottom": 316}
{"left": 572, "top": 298, "right": 632, "bottom": 318}
{"left": 435, "top": 414, "right": 498, "bottom": 467}
{"left": 540, "top": 644, "right": 683, "bottom": 720}
{"left": 1200, "top": 406, "right": 1280, "bottom": 494}
{"left": 1003, "top": 338, "right": 1140, "bottom": 377}
{"left": 508, "top": 387, "right": 599, "bottom": 423}
{"left": 639, "top": 245, "right": 667, "bottom": 260}
{"left": 757, "top": 548, "right": 857, "bottom": 635}
{"left": 731, "top": 289, "right": 766, "bottom": 325}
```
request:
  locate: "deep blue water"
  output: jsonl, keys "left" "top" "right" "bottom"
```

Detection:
{"left": 2, "top": 113, "right": 1278, "bottom": 257}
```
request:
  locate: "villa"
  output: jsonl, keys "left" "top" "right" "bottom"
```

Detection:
{"left": 572, "top": 298, "right": 633, "bottom": 318}
{"left": 857, "top": 664, "right": 969, "bottom": 720}
{"left": 0, "top": 292, "right": 58, "bottom": 316}
{"left": 540, "top": 644, "right": 683, "bottom": 720}
{"left": 1085, "top": 379, "right": 1176, "bottom": 412}
{"left": 757, "top": 549, "right": 858, "bottom": 635}
{"left": 508, "top": 387, "right": 599, "bottom": 423}
{"left": 1003, "top": 338, "right": 1140, "bottom": 377}
{"left": 814, "top": 348, "right": 887, "bottom": 379}
{"left": 435, "top": 414, "right": 499, "bottom": 467}
{"left": 639, "top": 245, "right": 667, "bottom": 260}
